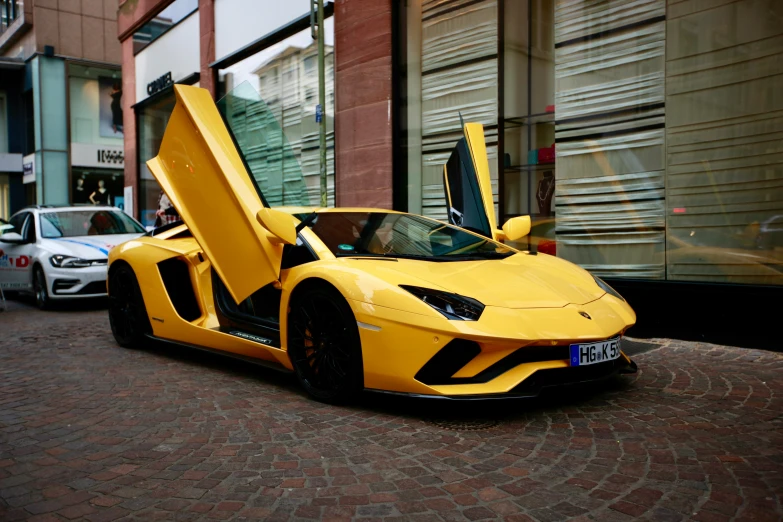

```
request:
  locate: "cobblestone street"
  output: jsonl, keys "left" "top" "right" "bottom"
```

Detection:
{"left": 0, "top": 299, "right": 781, "bottom": 522}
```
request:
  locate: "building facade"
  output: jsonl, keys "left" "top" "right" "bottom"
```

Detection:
{"left": 396, "top": 0, "right": 783, "bottom": 289}
{"left": 0, "top": 0, "right": 124, "bottom": 219}
{"left": 117, "top": 0, "right": 781, "bottom": 315}
{"left": 118, "top": 0, "right": 339, "bottom": 227}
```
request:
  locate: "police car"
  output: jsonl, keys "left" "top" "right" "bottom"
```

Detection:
{"left": 0, "top": 206, "right": 145, "bottom": 309}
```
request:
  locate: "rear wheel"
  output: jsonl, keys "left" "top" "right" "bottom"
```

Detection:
{"left": 288, "top": 285, "right": 364, "bottom": 403}
{"left": 33, "top": 266, "right": 50, "bottom": 310}
{"left": 108, "top": 264, "right": 151, "bottom": 348}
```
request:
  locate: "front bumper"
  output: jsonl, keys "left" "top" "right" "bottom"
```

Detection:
{"left": 368, "top": 357, "right": 638, "bottom": 400}
{"left": 349, "top": 294, "right": 637, "bottom": 398}
{"left": 46, "top": 264, "right": 108, "bottom": 298}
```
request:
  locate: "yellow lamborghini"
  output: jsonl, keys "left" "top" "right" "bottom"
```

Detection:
{"left": 107, "top": 83, "right": 637, "bottom": 402}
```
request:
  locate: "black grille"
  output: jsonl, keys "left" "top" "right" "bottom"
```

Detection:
{"left": 509, "top": 358, "right": 632, "bottom": 397}
{"left": 415, "top": 340, "right": 481, "bottom": 385}
{"left": 415, "top": 340, "right": 569, "bottom": 386}
{"left": 52, "top": 279, "right": 80, "bottom": 294}
{"left": 77, "top": 281, "right": 107, "bottom": 295}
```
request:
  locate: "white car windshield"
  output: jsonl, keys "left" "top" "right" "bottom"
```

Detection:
{"left": 40, "top": 210, "right": 145, "bottom": 238}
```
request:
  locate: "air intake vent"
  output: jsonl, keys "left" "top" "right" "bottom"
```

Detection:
{"left": 157, "top": 258, "right": 201, "bottom": 321}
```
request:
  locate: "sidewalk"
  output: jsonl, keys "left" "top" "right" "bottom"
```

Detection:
{"left": 0, "top": 300, "right": 781, "bottom": 521}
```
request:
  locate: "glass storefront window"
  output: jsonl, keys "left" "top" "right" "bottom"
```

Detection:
{"left": 71, "top": 169, "right": 124, "bottom": 208}
{"left": 137, "top": 93, "right": 177, "bottom": 227}
{"left": 217, "top": 18, "right": 336, "bottom": 207}
{"left": 502, "top": 0, "right": 555, "bottom": 256}
{"left": 132, "top": 0, "right": 198, "bottom": 54}
{"left": 399, "top": 0, "right": 783, "bottom": 286}
{"left": 0, "top": 0, "right": 20, "bottom": 34}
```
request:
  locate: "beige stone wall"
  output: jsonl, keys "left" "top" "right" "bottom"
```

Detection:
{"left": 33, "top": 0, "right": 120, "bottom": 63}
{"left": 1, "top": 0, "right": 121, "bottom": 63}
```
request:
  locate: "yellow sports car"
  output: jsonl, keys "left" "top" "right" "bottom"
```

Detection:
{"left": 107, "top": 83, "right": 637, "bottom": 402}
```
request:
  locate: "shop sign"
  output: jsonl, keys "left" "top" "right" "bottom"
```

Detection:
{"left": 147, "top": 72, "right": 173, "bottom": 96}
{"left": 96, "top": 149, "right": 125, "bottom": 165}
{"left": 22, "top": 154, "right": 35, "bottom": 184}
{"left": 71, "top": 143, "right": 125, "bottom": 169}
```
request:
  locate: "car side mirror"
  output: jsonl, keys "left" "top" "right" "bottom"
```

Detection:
{"left": 501, "top": 216, "right": 531, "bottom": 241}
{"left": 256, "top": 208, "right": 296, "bottom": 245}
{"left": 0, "top": 232, "right": 25, "bottom": 244}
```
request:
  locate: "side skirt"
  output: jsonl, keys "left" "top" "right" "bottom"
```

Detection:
{"left": 143, "top": 334, "right": 294, "bottom": 374}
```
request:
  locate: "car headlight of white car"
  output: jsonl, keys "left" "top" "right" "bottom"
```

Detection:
{"left": 49, "top": 255, "right": 92, "bottom": 268}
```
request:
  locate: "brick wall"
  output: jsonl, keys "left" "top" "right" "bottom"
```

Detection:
{"left": 334, "top": 0, "right": 394, "bottom": 209}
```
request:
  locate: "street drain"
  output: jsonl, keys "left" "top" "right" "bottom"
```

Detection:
{"left": 428, "top": 419, "right": 499, "bottom": 431}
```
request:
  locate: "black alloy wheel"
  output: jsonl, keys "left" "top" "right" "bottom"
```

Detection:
{"left": 288, "top": 285, "right": 364, "bottom": 403}
{"left": 108, "top": 264, "right": 151, "bottom": 348}
{"left": 33, "top": 266, "right": 50, "bottom": 310}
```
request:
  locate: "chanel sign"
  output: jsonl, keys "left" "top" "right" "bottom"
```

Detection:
{"left": 147, "top": 72, "right": 173, "bottom": 96}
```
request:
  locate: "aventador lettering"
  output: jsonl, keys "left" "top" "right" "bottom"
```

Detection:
{"left": 229, "top": 330, "right": 273, "bottom": 346}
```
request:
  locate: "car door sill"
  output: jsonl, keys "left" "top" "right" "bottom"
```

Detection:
{"left": 143, "top": 334, "right": 293, "bottom": 374}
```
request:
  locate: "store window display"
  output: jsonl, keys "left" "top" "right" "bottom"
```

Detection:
{"left": 398, "top": 0, "right": 782, "bottom": 285}
{"left": 137, "top": 93, "right": 177, "bottom": 226}
{"left": 71, "top": 171, "right": 124, "bottom": 208}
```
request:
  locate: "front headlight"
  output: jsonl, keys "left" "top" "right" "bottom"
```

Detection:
{"left": 50, "top": 255, "right": 92, "bottom": 268}
{"left": 400, "top": 285, "right": 484, "bottom": 321}
{"left": 594, "top": 275, "right": 625, "bottom": 302}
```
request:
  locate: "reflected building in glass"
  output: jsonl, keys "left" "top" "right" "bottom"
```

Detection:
{"left": 117, "top": 0, "right": 782, "bottom": 301}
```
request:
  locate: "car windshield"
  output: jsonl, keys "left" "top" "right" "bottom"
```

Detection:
{"left": 302, "top": 212, "right": 517, "bottom": 260}
{"left": 40, "top": 210, "right": 145, "bottom": 238}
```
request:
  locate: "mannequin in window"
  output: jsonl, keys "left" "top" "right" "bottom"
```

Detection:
{"left": 90, "top": 180, "right": 111, "bottom": 205}
{"left": 536, "top": 171, "right": 555, "bottom": 217}
{"left": 74, "top": 178, "right": 89, "bottom": 204}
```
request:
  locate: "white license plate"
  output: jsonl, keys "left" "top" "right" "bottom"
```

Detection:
{"left": 569, "top": 337, "right": 621, "bottom": 367}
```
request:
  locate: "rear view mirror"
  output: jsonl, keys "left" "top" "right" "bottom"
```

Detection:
{"left": 0, "top": 232, "right": 24, "bottom": 244}
{"left": 501, "top": 216, "right": 531, "bottom": 241}
{"left": 256, "top": 208, "right": 296, "bottom": 245}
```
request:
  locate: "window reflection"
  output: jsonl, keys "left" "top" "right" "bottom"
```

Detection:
{"left": 399, "top": 0, "right": 783, "bottom": 285}
{"left": 218, "top": 19, "right": 336, "bottom": 207}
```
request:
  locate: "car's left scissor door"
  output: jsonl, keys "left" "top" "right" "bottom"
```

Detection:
{"left": 146, "top": 85, "right": 294, "bottom": 306}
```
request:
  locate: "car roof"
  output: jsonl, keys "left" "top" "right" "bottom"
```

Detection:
{"left": 18, "top": 205, "right": 121, "bottom": 215}
{"left": 275, "top": 206, "right": 404, "bottom": 216}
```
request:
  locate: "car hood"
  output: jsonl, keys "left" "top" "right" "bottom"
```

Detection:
{"left": 375, "top": 253, "right": 604, "bottom": 309}
{"left": 40, "top": 234, "right": 144, "bottom": 259}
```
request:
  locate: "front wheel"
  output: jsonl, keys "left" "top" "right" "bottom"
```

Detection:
{"left": 288, "top": 285, "right": 364, "bottom": 403}
{"left": 108, "top": 264, "right": 151, "bottom": 348}
{"left": 33, "top": 266, "right": 50, "bottom": 310}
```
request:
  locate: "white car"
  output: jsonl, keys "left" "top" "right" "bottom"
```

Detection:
{"left": 0, "top": 206, "right": 146, "bottom": 309}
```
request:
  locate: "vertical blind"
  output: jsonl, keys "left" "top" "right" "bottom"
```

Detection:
{"left": 554, "top": 0, "right": 667, "bottom": 279}
{"left": 420, "top": 0, "right": 499, "bottom": 220}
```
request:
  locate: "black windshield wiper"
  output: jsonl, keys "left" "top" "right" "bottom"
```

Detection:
{"left": 445, "top": 251, "right": 515, "bottom": 260}
{"left": 335, "top": 252, "right": 512, "bottom": 262}
{"left": 295, "top": 212, "right": 318, "bottom": 233}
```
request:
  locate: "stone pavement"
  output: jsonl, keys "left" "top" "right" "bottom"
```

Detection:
{"left": 0, "top": 298, "right": 781, "bottom": 522}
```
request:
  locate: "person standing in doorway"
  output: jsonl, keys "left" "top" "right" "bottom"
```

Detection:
{"left": 155, "top": 190, "right": 180, "bottom": 227}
